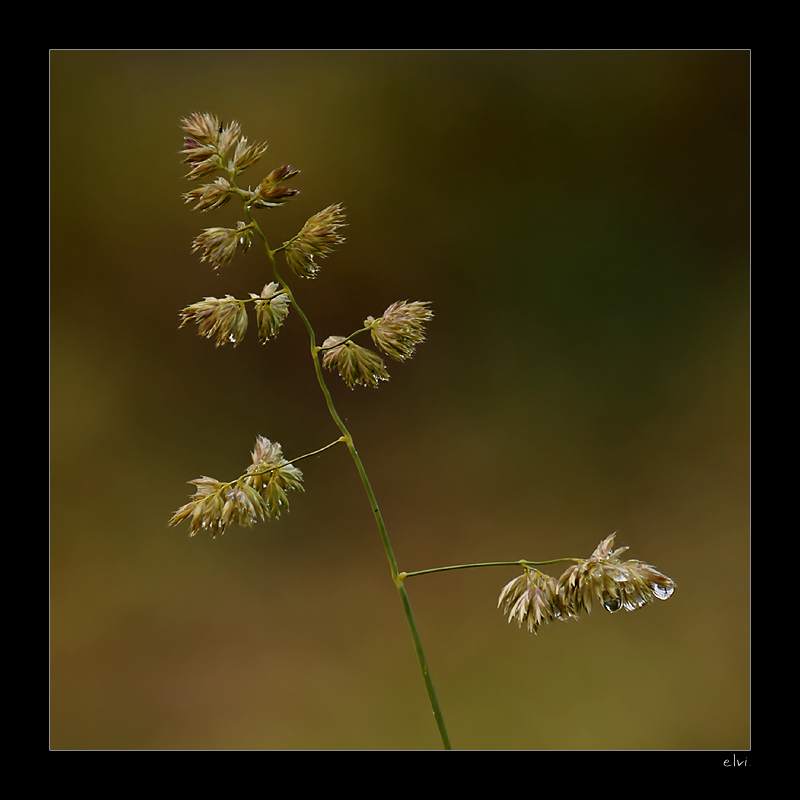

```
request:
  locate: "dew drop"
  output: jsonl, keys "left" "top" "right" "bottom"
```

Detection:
{"left": 654, "top": 584, "right": 675, "bottom": 600}
{"left": 602, "top": 595, "right": 622, "bottom": 613}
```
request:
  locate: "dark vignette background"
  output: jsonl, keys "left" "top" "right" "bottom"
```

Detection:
{"left": 50, "top": 50, "right": 749, "bottom": 750}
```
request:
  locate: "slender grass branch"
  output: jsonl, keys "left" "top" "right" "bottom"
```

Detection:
{"left": 401, "top": 557, "right": 582, "bottom": 581}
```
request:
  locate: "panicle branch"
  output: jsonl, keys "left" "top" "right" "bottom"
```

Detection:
{"left": 319, "top": 300, "right": 434, "bottom": 389}
{"left": 169, "top": 436, "right": 304, "bottom": 538}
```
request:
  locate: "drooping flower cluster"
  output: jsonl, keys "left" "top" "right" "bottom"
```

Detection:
{"left": 179, "top": 294, "right": 249, "bottom": 347}
{"left": 321, "top": 300, "right": 433, "bottom": 389}
{"left": 251, "top": 282, "right": 292, "bottom": 342}
{"left": 320, "top": 336, "right": 390, "bottom": 389}
{"left": 498, "top": 534, "right": 675, "bottom": 634}
{"left": 191, "top": 222, "right": 254, "bottom": 269}
{"left": 179, "top": 283, "right": 291, "bottom": 347}
{"left": 169, "top": 436, "right": 304, "bottom": 538}
{"left": 498, "top": 569, "right": 570, "bottom": 634}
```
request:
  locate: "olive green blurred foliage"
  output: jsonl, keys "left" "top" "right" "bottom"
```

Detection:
{"left": 50, "top": 50, "right": 749, "bottom": 750}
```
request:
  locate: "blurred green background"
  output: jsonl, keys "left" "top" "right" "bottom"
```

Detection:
{"left": 50, "top": 50, "right": 749, "bottom": 750}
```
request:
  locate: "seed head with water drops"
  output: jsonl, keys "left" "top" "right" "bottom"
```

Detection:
{"left": 498, "top": 534, "right": 675, "bottom": 634}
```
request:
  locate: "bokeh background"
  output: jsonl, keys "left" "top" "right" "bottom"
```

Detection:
{"left": 50, "top": 50, "right": 749, "bottom": 750}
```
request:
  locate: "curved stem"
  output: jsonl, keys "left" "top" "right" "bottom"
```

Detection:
{"left": 245, "top": 208, "right": 452, "bottom": 750}
{"left": 288, "top": 437, "right": 348, "bottom": 464}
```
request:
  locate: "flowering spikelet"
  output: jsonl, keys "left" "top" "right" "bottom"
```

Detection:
{"left": 243, "top": 436, "right": 305, "bottom": 519}
{"left": 169, "top": 436, "right": 304, "bottom": 537}
{"left": 217, "top": 119, "right": 242, "bottom": 162}
{"left": 182, "top": 177, "right": 236, "bottom": 212}
{"left": 283, "top": 204, "right": 346, "bottom": 278}
{"left": 365, "top": 300, "right": 433, "bottom": 362}
{"left": 250, "top": 165, "right": 301, "bottom": 208}
{"left": 180, "top": 113, "right": 224, "bottom": 180}
{"left": 227, "top": 135, "right": 269, "bottom": 176}
{"left": 191, "top": 222, "right": 253, "bottom": 269}
{"left": 179, "top": 294, "right": 249, "bottom": 347}
{"left": 498, "top": 569, "right": 572, "bottom": 634}
{"left": 180, "top": 112, "right": 221, "bottom": 145}
{"left": 320, "top": 336, "right": 389, "bottom": 389}
{"left": 251, "top": 282, "right": 291, "bottom": 342}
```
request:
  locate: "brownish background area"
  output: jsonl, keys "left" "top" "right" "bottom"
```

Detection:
{"left": 51, "top": 50, "right": 749, "bottom": 750}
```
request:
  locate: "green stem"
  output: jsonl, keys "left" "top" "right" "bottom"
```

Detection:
{"left": 396, "top": 581, "right": 452, "bottom": 749}
{"left": 245, "top": 208, "right": 452, "bottom": 750}
{"left": 401, "top": 557, "right": 581, "bottom": 580}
